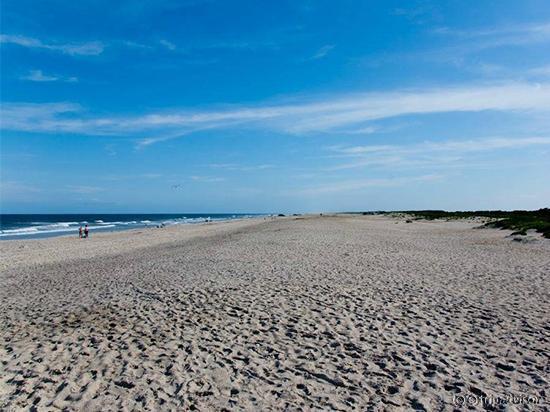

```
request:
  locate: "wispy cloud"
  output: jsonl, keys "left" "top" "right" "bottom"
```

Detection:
{"left": 122, "top": 40, "right": 154, "bottom": 50}
{"left": 337, "top": 126, "right": 378, "bottom": 135}
{"left": 104, "top": 143, "right": 117, "bottom": 156}
{"left": 102, "top": 173, "right": 162, "bottom": 181}
{"left": 159, "top": 39, "right": 176, "bottom": 50}
{"left": 362, "top": 21, "right": 550, "bottom": 68}
{"left": 392, "top": 4, "right": 440, "bottom": 25}
{"left": 0, "top": 180, "right": 42, "bottom": 195}
{"left": 528, "top": 64, "right": 550, "bottom": 77}
{"left": 205, "top": 40, "right": 280, "bottom": 51}
{"left": 309, "top": 44, "right": 335, "bottom": 60}
{"left": 20, "top": 69, "right": 78, "bottom": 83}
{"left": 209, "top": 163, "right": 274, "bottom": 172}
{"left": 434, "top": 21, "right": 550, "bottom": 41}
{"left": 190, "top": 175, "right": 225, "bottom": 183}
{"left": 0, "top": 102, "right": 82, "bottom": 133}
{"left": 298, "top": 174, "right": 442, "bottom": 195}
{"left": 2, "top": 82, "right": 550, "bottom": 144}
{"left": 332, "top": 136, "right": 550, "bottom": 155}
{"left": 327, "top": 136, "right": 550, "bottom": 171}
{"left": 120, "top": 35, "right": 284, "bottom": 54}
{"left": 0, "top": 34, "right": 104, "bottom": 55}
{"left": 66, "top": 185, "right": 104, "bottom": 194}
{"left": 432, "top": 21, "right": 550, "bottom": 52}
{"left": 137, "top": 125, "right": 223, "bottom": 147}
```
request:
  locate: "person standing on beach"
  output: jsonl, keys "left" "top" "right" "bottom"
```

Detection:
{"left": 78, "top": 226, "right": 83, "bottom": 238}
{"left": 84, "top": 225, "right": 89, "bottom": 238}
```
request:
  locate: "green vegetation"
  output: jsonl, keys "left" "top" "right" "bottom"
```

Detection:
{"left": 382, "top": 209, "right": 550, "bottom": 239}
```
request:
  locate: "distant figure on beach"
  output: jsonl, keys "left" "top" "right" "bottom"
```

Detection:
{"left": 84, "top": 225, "right": 89, "bottom": 238}
{"left": 78, "top": 226, "right": 83, "bottom": 238}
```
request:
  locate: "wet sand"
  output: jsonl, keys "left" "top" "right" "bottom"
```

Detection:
{"left": 1, "top": 215, "right": 548, "bottom": 410}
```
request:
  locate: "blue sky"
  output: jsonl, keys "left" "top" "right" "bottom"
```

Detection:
{"left": 1, "top": 0, "right": 550, "bottom": 213}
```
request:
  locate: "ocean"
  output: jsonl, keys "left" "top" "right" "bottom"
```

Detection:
{"left": 0, "top": 213, "right": 260, "bottom": 240}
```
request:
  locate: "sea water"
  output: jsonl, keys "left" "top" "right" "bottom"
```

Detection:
{"left": 0, "top": 213, "right": 260, "bottom": 240}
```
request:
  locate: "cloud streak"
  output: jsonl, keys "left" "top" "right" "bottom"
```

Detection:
{"left": 309, "top": 44, "right": 335, "bottom": 60}
{"left": 0, "top": 34, "right": 104, "bottom": 55}
{"left": 433, "top": 22, "right": 550, "bottom": 48}
{"left": 327, "top": 136, "right": 550, "bottom": 170}
{"left": 2, "top": 82, "right": 550, "bottom": 145}
{"left": 426, "top": 21, "right": 550, "bottom": 60}
{"left": 190, "top": 175, "right": 225, "bottom": 183}
{"left": 66, "top": 185, "right": 104, "bottom": 194}
{"left": 297, "top": 174, "right": 442, "bottom": 195}
{"left": 209, "top": 163, "right": 274, "bottom": 172}
{"left": 20, "top": 70, "right": 78, "bottom": 83}
{"left": 363, "top": 21, "right": 550, "bottom": 68}
{"left": 528, "top": 64, "right": 550, "bottom": 77}
{"left": 159, "top": 39, "right": 176, "bottom": 50}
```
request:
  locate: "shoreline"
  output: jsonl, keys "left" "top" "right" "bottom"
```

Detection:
{"left": 0, "top": 216, "right": 260, "bottom": 241}
{"left": 0, "top": 215, "right": 273, "bottom": 271}
{"left": 0, "top": 214, "right": 266, "bottom": 241}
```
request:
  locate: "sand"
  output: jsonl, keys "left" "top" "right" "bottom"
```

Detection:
{"left": 0, "top": 215, "right": 548, "bottom": 411}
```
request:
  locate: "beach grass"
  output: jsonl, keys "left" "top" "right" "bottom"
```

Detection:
{"left": 381, "top": 208, "right": 550, "bottom": 239}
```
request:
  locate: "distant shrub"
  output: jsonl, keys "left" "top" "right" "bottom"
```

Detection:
{"left": 381, "top": 209, "right": 550, "bottom": 239}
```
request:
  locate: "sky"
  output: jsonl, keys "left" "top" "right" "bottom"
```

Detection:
{"left": 1, "top": 0, "right": 550, "bottom": 213}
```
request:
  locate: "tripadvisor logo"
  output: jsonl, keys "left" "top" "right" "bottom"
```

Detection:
{"left": 453, "top": 393, "right": 541, "bottom": 407}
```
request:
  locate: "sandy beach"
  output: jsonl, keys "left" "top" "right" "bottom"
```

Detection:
{"left": 0, "top": 215, "right": 548, "bottom": 411}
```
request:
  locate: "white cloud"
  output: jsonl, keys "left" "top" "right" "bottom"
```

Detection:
{"left": 528, "top": 65, "right": 550, "bottom": 77}
{"left": 120, "top": 37, "right": 280, "bottom": 54}
{"left": 20, "top": 70, "right": 58, "bottom": 82}
{"left": 209, "top": 163, "right": 274, "bottom": 171}
{"left": 0, "top": 180, "right": 42, "bottom": 195}
{"left": 101, "top": 173, "right": 163, "bottom": 181}
{"left": 392, "top": 5, "right": 439, "bottom": 24}
{"left": 435, "top": 21, "right": 550, "bottom": 41}
{"left": 66, "top": 185, "right": 104, "bottom": 194}
{"left": 190, "top": 175, "right": 225, "bottom": 182}
{"left": 432, "top": 21, "right": 550, "bottom": 53}
{"left": 0, "top": 34, "right": 104, "bottom": 55}
{"left": 20, "top": 70, "right": 78, "bottom": 83}
{"left": 122, "top": 40, "right": 154, "bottom": 50}
{"left": 310, "top": 44, "right": 335, "bottom": 60}
{"left": 2, "top": 82, "right": 550, "bottom": 144}
{"left": 159, "top": 39, "right": 176, "bottom": 50}
{"left": 333, "top": 136, "right": 550, "bottom": 155}
{"left": 338, "top": 126, "right": 378, "bottom": 135}
{"left": 328, "top": 136, "right": 550, "bottom": 170}
{"left": 365, "top": 21, "right": 550, "bottom": 68}
{"left": 0, "top": 102, "right": 82, "bottom": 133}
{"left": 298, "top": 174, "right": 442, "bottom": 195}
